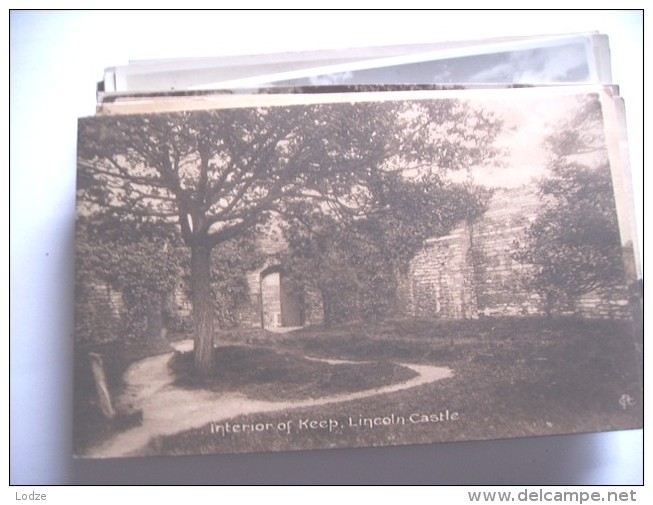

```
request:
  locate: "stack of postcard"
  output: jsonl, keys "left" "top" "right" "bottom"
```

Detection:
{"left": 75, "top": 33, "right": 642, "bottom": 460}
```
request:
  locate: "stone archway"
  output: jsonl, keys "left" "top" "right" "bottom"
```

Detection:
{"left": 260, "top": 266, "right": 304, "bottom": 329}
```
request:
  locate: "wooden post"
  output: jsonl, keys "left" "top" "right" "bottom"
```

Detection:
{"left": 88, "top": 352, "right": 116, "bottom": 419}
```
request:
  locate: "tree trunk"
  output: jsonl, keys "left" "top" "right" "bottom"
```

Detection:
{"left": 191, "top": 244, "right": 214, "bottom": 375}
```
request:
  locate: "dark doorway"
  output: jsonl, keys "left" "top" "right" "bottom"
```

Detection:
{"left": 260, "top": 267, "right": 304, "bottom": 329}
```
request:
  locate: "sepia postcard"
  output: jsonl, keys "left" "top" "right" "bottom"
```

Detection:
{"left": 74, "top": 85, "right": 642, "bottom": 459}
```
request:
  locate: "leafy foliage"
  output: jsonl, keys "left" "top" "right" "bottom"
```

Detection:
{"left": 208, "top": 235, "right": 265, "bottom": 329}
{"left": 77, "top": 98, "right": 502, "bottom": 369}
{"left": 75, "top": 216, "right": 263, "bottom": 343}
{"left": 514, "top": 95, "right": 626, "bottom": 315}
{"left": 75, "top": 219, "right": 185, "bottom": 343}
{"left": 278, "top": 100, "right": 501, "bottom": 326}
{"left": 77, "top": 100, "right": 501, "bottom": 245}
{"left": 282, "top": 176, "right": 492, "bottom": 325}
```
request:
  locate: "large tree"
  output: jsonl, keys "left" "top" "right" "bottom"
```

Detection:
{"left": 77, "top": 98, "right": 502, "bottom": 373}
{"left": 514, "top": 95, "right": 627, "bottom": 316}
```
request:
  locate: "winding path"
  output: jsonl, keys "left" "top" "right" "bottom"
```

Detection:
{"left": 86, "top": 342, "right": 452, "bottom": 458}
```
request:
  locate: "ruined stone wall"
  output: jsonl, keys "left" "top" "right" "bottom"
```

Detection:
{"left": 471, "top": 187, "right": 542, "bottom": 317}
{"left": 397, "top": 224, "right": 477, "bottom": 319}
{"left": 574, "top": 288, "right": 631, "bottom": 319}
{"left": 399, "top": 186, "right": 632, "bottom": 320}
{"left": 238, "top": 223, "right": 327, "bottom": 329}
{"left": 78, "top": 186, "right": 633, "bottom": 342}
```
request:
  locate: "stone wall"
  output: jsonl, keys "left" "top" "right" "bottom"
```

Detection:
{"left": 240, "top": 264, "right": 324, "bottom": 329}
{"left": 399, "top": 186, "right": 632, "bottom": 320}
{"left": 470, "top": 186, "right": 542, "bottom": 317}
{"left": 237, "top": 219, "right": 325, "bottom": 329}
{"left": 77, "top": 185, "right": 633, "bottom": 343}
{"left": 397, "top": 224, "right": 477, "bottom": 319}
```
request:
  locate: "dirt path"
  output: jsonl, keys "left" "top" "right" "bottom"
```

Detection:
{"left": 86, "top": 343, "right": 452, "bottom": 458}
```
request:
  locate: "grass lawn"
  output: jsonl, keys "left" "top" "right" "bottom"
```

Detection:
{"left": 169, "top": 345, "right": 417, "bottom": 400}
{"left": 135, "top": 316, "right": 642, "bottom": 457}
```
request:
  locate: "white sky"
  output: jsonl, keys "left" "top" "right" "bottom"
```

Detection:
{"left": 466, "top": 93, "right": 578, "bottom": 188}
